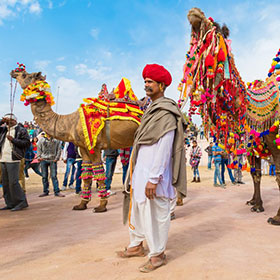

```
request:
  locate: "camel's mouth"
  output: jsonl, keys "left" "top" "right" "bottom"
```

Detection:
{"left": 188, "top": 15, "right": 202, "bottom": 30}
{"left": 10, "top": 70, "right": 17, "bottom": 79}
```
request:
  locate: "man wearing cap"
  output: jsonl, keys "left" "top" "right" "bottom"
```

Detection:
{"left": 0, "top": 113, "right": 30, "bottom": 211}
{"left": 118, "top": 64, "right": 187, "bottom": 272}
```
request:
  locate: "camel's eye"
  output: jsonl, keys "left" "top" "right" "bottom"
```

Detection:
{"left": 22, "top": 73, "right": 26, "bottom": 78}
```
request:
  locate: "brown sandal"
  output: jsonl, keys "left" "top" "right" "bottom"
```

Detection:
{"left": 139, "top": 254, "right": 167, "bottom": 273}
{"left": 116, "top": 247, "right": 145, "bottom": 258}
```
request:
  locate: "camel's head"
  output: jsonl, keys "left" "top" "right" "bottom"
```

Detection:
{"left": 10, "top": 69, "right": 46, "bottom": 89}
{"left": 187, "top": 8, "right": 210, "bottom": 41}
{"left": 187, "top": 8, "right": 230, "bottom": 44}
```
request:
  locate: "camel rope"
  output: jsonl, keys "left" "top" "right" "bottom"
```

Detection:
{"left": 8, "top": 77, "right": 18, "bottom": 135}
{"left": 10, "top": 77, "right": 17, "bottom": 117}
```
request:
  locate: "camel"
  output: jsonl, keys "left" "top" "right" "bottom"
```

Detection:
{"left": 10, "top": 69, "right": 139, "bottom": 212}
{"left": 180, "top": 7, "right": 280, "bottom": 225}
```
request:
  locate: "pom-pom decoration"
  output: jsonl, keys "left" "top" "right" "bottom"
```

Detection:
{"left": 20, "top": 81, "right": 55, "bottom": 106}
{"left": 14, "top": 62, "right": 26, "bottom": 72}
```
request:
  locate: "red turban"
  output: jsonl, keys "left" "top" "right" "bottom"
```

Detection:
{"left": 142, "top": 64, "right": 172, "bottom": 87}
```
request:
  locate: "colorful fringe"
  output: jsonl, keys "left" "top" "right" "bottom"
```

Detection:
{"left": 81, "top": 182, "right": 92, "bottom": 201}
{"left": 98, "top": 183, "right": 109, "bottom": 199}
{"left": 80, "top": 162, "right": 93, "bottom": 180}
{"left": 80, "top": 162, "right": 109, "bottom": 199}
{"left": 92, "top": 163, "right": 109, "bottom": 199}
{"left": 92, "top": 163, "right": 106, "bottom": 181}
{"left": 80, "top": 162, "right": 93, "bottom": 200}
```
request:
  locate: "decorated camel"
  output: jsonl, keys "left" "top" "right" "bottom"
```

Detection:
{"left": 10, "top": 65, "right": 142, "bottom": 212}
{"left": 179, "top": 8, "right": 280, "bottom": 225}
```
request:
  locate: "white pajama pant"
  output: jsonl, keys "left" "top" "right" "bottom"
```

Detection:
{"left": 128, "top": 194, "right": 171, "bottom": 258}
{"left": 170, "top": 189, "right": 177, "bottom": 213}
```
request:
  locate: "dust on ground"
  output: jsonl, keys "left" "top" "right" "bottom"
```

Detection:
{"left": 0, "top": 167, "right": 280, "bottom": 280}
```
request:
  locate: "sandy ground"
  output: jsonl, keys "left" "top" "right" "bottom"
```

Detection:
{"left": 0, "top": 166, "right": 280, "bottom": 280}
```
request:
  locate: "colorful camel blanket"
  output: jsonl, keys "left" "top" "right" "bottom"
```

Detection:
{"left": 79, "top": 98, "right": 143, "bottom": 153}
{"left": 246, "top": 76, "right": 280, "bottom": 130}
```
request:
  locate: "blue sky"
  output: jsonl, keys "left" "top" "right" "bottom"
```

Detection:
{"left": 1, "top": 0, "right": 280, "bottom": 122}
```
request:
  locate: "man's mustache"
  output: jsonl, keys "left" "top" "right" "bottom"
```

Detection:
{"left": 145, "top": 86, "right": 153, "bottom": 92}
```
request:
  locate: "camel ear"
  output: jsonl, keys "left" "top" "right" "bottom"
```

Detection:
{"left": 35, "top": 72, "right": 46, "bottom": 81}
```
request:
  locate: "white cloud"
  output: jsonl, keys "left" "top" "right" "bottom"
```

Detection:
{"left": 54, "top": 77, "right": 84, "bottom": 113}
{"left": 75, "top": 63, "right": 112, "bottom": 81}
{"left": 34, "top": 60, "right": 51, "bottom": 71}
{"left": 22, "top": 0, "right": 34, "bottom": 4}
{"left": 29, "top": 1, "right": 41, "bottom": 14}
{"left": 75, "top": 63, "right": 87, "bottom": 75}
{"left": 56, "top": 77, "right": 82, "bottom": 97}
{"left": 56, "top": 65, "right": 66, "bottom": 72}
{"left": 0, "top": 0, "right": 42, "bottom": 24}
{"left": 102, "top": 50, "right": 112, "bottom": 59}
{"left": 232, "top": 9, "right": 280, "bottom": 83}
{"left": 57, "top": 56, "right": 65, "bottom": 61}
{"left": 58, "top": 1, "right": 66, "bottom": 8}
{"left": 48, "top": 0, "right": 53, "bottom": 9}
{"left": 90, "top": 28, "right": 99, "bottom": 39}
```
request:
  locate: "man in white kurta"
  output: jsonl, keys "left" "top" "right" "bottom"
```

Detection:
{"left": 129, "top": 129, "right": 175, "bottom": 257}
{"left": 118, "top": 64, "right": 187, "bottom": 273}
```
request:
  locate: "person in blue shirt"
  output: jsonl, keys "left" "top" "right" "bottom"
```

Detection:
{"left": 212, "top": 141, "right": 225, "bottom": 188}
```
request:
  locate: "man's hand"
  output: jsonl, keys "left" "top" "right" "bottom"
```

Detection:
{"left": 145, "top": 181, "right": 157, "bottom": 200}
{"left": 6, "top": 135, "right": 13, "bottom": 141}
{"left": 63, "top": 160, "right": 67, "bottom": 164}
{"left": 2, "top": 117, "right": 9, "bottom": 123}
{"left": 37, "top": 158, "right": 43, "bottom": 162}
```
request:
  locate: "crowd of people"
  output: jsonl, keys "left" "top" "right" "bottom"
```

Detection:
{"left": 188, "top": 136, "right": 276, "bottom": 188}
{"left": 1, "top": 63, "right": 277, "bottom": 274}
{"left": 0, "top": 117, "right": 133, "bottom": 205}
{"left": 2, "top": 112, "right": 274, "bottom": 211}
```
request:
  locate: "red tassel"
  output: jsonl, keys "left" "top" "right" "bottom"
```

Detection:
{"left": 217, "top": 48, "right": 226, "bottom": 62}
{"left": 205, "top": 54, "right": 214, "bottom": 67}
{"left": 269, "top": 126, "right": 277, "bottom": 132}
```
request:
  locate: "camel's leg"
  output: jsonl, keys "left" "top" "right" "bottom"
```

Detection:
{"left": 73, "top": 147, "right": 99, "bottom": 210}
{"left": 247, "top": 157, "right": 264, "bottom": 212}
{"left": 72, "top": 146, "right": 109, "bottom": 212}
{"left": 92, "top": 162, "right": 108, "bottom": 213}
{"left": 267, "top": 162, "right": 280, "bottom": 225}
{"left": 246, "top": 156, "right": 256, "bottom": 205}
{"left": 73, "top": 161, "right": 93, "bottom": 210}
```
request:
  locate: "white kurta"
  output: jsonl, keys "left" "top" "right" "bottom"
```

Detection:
{"left": 132, "top": 130, "right": 176, "bottom": 203}
{"left": 0, "top": 126, "right": 19, "bottom": 163}
{"left": 129, "top": 130, "right": 175, "bottom": 258}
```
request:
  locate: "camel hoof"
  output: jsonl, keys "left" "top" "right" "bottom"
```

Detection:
{"left": 93, "top": 199, "right": 108, "bottom": 213}
{"left": 267, "top": 217, "right": 280, "bottom": 225}
{"left": 94, "top": 207, "right": 107, "bottom": 213}
{"left": 72, "top": 205, "right": 87, "bottom": 210}
{"left": 72, "top": 200, "right": 88, "bottom": 210}
{"left": 250, "top": 206, "right": 264, "bottom": 213}
{"left": 246, "top": 200, "right": 255, "bottom": 206}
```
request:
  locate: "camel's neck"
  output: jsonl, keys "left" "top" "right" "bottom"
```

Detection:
{"left": 31, "top": 101, "right": 76, "bottom": 142}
